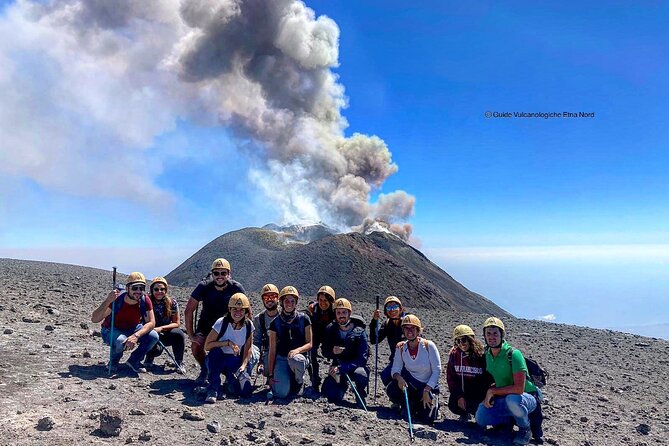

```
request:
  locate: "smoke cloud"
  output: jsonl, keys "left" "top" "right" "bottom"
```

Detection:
{"left": 0, "top": 0, "right": 414, "bottom": 237}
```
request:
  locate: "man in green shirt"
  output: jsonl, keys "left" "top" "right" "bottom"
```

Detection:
{"left": 475, "top": 317, "right": 539, "bottom": 445}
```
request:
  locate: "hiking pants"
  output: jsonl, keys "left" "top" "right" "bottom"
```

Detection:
{"left": 309, "top": 336, "right": 324, "bottom": 387}
{"left": 386, "top": 367, "right": 440, "bottom": 425}
{"left": 146, "top": 328, "right": 186, "bottom": 363}
{"left": 248, "top": 344, "right": 261, "bottom": 377}
{"left": 380, "top": 362, "right": 393, "bottom": 387}
{"left": 101, "top": 324, "right": 159, "bottom": 365}
{"left": 206, "top": 348, "right": 252, "bottom": 397}
{"left": 321, "top": 366, "right": 369, "bottom": 403}
{"left": 448, "top": 393, "right": 484, "bottom": 417}
{"left": 475, "top": 392, "right": 537, "bottom": 430}
{"left": 272, "top": 354, "right": 309, "bottom": 398}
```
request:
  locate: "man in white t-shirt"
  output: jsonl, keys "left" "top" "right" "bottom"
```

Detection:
{"left": 203, "top": 293, "right": 255, "bottom": 403}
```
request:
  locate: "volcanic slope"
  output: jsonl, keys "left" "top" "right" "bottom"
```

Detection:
{"left": 1, "top": 258, "right": 668, "bottom": 446}
{"left": 166, "top": 225, "right": 509, "bottom": 315}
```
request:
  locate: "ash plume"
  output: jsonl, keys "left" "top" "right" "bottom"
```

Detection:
{"left": 0, "top": 0, "right": 414, "bottom": 237}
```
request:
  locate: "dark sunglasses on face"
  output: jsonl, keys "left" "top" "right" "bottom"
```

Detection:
{"left": 263, "top": 294, "right": 278, "bottom": 300}
{"left": 130, "top": 285, "right": 145, "bottom": 291}
{"left": 455, "top": 337, "right": 469, "bottom": 345}
{"left": 385, "top": 304, "right": 400, "bottom": 311}
{"left": 153, "top": 287, "right": 166, "bottom": 292}
{"left": 212, "top": 271, "right": 229, "bottom": 277}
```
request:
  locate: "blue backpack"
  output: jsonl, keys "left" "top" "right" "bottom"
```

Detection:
{"left": 111, "top": 293, "right": 149, "bottom": 324}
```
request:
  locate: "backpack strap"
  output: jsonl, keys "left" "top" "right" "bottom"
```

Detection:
{"left": 216, "top": 319, "right": 230, "bottom": 342}
{"left": 112, "top": 293, "right": 147, "bottom": 324}
{"left": 260, "top": 312, "right": 268, "bottom": 349}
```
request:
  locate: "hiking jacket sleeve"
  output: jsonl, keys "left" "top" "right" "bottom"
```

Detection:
{"left": 369, "top": 318, "right": 387, "bottom": 345}
{"left": 321, "top": 323, "right": 336, "bottom": 361}
{"left": 338, "top": 328, "right": 369, "bottom": 375}
{"left": 446, "top": 347, "right": 462, "bottom": 398}
{"left": 390, "top": 342, "right": 404, "bottom": 377}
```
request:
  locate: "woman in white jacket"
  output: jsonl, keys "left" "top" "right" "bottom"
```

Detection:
{"left": 386, "top": 314, "right": 442, "bottom": 425}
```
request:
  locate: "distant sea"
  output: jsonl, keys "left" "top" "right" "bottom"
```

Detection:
{"left": 608, "top": 323, "right": 669, "bottom": 341}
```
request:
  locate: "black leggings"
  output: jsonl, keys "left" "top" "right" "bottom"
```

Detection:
{"left": 146, "top": 328, "right": 186, "bottom": 363}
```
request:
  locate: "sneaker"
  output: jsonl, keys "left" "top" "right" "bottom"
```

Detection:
{"left": 294, "top": 383, "right": 304, "bottom": 397}
{"left": 126, "top": 360, "right": 147, "bottom": 374}
{"left": 204, "top": 390, "right": 216, "bottom": 404}
{"left": 144, "top": 356, "right": 154, "bottom": 366}
{"left": 175, "top": 362, "right": 186, "bottom": 375}
{"left": 513, "top": 428, "right": 532, "bottom": 445}
{"left": 459, "top": 413, "right": 471, "bottom": 423}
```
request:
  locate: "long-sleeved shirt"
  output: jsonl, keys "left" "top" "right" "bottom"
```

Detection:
{"left": 369, "top": 316, "right": 405, "bottom": 362}
{"left": 391, "top": 338, "right": 442, "bottom": 390}
{"left": 446, "top": 346, "right": 491, "bottom": 401}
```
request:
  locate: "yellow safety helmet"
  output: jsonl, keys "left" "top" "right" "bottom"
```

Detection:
{"left": 151, "top": 276, "right": 168, "bottom": 288}
{"left": 483, "top": 317, "right": 505, "bottom": 333}
{"left": 126, "top": 272, "right": 146, "bottom": 286}
{"left": 333, "top": 298, "right": 352, "bottom": 312}
{"left": 211, "top": 258, "right": 231, "bottom": 271}
{"left": 229, "top": 293, "right": 251, "bottom": 309}
{"left": 261, "top": 283, "right": 279, "bottom": 296}
{"left": 401, "top": 314, "right": 423, "bottom": 330}
{"left": 453, "top": 324, "right": 475, "bottom": 341}
{"left": 317, "top": 285, "right": 336, "bottom": 302}
{"left": 384, "top": 296, "right": 402, "bottom": 307}
{"left": 279, "top": 286, "right": 299, "bottom": 300}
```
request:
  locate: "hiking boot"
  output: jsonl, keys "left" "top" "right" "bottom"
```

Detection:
{"left": 294, "top": 383, "right": 304, "bottom": 397}
{"left": 175, "top": 362, "right": 186, "bottom": 375}
{"left": 513, "top": 428, "right": 532, "bottom": 445}
{"left": 126, "top": 360, "right": 147, "bottom": 374}
{"left": 195, "top": 368, "right": 208, "bottom": 385}
{"left": 204, "top": 390, "right": 217, "bottom": 404}
{"left": 459, "top": 413, "right": 471, "bottom": 423}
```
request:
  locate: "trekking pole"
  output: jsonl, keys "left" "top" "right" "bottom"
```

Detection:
{"left": 344, "top": 373, "right": 368, "bottom": 412}
{"left": 403, "top": 386, "right": 415, "bottom": 442}
{"left": 374, "top": 294, "right": 380, "bottom": 400}
{"left": 108, "top": 267, "right": 117, "bottom": 376}
{"left": 157, "top": 340, "right": 188, "bottom": 377}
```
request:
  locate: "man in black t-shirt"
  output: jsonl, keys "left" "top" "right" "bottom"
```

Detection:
{"left": 267, "top": 286, "right": 312, "bottom": 398}
{"left": 184, "top": 258, "right": 245, "bottom": 384}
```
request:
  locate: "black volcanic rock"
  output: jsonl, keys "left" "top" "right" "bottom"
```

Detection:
{"left": 165, "top": 226, "right": 510, "bottom": 316}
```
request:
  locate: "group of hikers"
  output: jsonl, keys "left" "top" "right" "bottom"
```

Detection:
{"left": 90, "top": 258, "right": 544, "bottom": 445}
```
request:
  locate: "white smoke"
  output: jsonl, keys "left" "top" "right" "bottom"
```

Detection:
{"left": 0, "top": 0, "right": 414, "bottom": 235}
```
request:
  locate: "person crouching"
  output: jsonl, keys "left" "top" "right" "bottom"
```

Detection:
{"left": 386, "top": 315, "right": 442, "bottom": 425}
{"left": 203, "top": 293, "right": 254, "bottom": 403}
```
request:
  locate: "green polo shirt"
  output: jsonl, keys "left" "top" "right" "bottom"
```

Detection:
{"left": 485, "top": 341, "right": 537, "bottom": 393}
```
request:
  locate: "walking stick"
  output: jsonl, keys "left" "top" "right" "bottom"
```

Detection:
{"left": 108, "top": 267, "right": 117, "bottom": 376}
{"left": 157, "top": 340, "right": 188, "bottom": 376}
{"left": 374, "top": 294, "right": 380, "bottom": 399}
{"left": 403, "top": 386, "right": 415, "bottom": 442}
{"left": 345, "top": 373, "right": 368, "bottom": 412}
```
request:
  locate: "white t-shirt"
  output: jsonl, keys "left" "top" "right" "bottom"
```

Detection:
{"left": 212, "top": 317, "right": 254, "bottom": 355}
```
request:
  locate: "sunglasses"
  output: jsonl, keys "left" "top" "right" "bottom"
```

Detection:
{"left": 385, "top": 304, "right": 401, "bottom": 311}
{"left": 262, "top": 294, "right": 278, "bottom": 300}
{"left": 130, "top": 285, "right": 145, "bottom": 291}
{"left": 153, "top": 287, "right": 166, "bottom": 292}
{"left": 455, "top": 337, "right": 469, "bottom": 345}
{"left": 212, "top": 271, "right": 229, "bottom": 277}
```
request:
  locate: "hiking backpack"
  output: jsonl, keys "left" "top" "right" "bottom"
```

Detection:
{"left": 112, "top": 293, "right": 149, "bottom": 323}
{"left": 216, "top": 317, "right": 254, "bottom": 356}
{"left": 507, "top": 348, "right": 549, "bottom": 388}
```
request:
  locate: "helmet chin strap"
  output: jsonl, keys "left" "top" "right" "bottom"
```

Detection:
{"left": 338, "top": 319, "right": 350, "bottom": 327}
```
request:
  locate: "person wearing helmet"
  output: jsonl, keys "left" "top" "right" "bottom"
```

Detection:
{"left": 251, "top": 283, "right": 281, "bottom": 383}
{"left": 267, "top": 286, "right": 313, "bottom": 398}
{"left": 184, "top": 258, "right": 246, "bottom": 384}
{"left": 475, "top": 317, "right": 540, "bottom": 445}
{"left": 144, "top": 277, "right": 187, "bottom": 372}
{"left": 203, "top": 293, "right": 255, "bottom": 403}
{"left": 370, "top": 295, "right": 406, "bottom": 387}
{"left": 446, "top": 324, "right": 492, "bottom": 421}
{"left": 306, "top": 285, "right": 336, "bottom": 392}
{"left": 320, "top": 298, "right": 370, "bottom": 404}
{"left": 91, "top": 272, "right": 159, "bottom": 374}
{"left": 386, "top": 314, "right": 442, "bottom": 425}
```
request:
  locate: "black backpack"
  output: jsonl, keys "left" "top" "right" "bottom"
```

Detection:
{"left": 507, "top": 348, "right": 549, "bottom": 388}
{"left": 216, "top": 317, "right": 254, "bottom": 356}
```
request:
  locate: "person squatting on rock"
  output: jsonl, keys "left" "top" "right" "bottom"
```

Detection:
{"left": 184, "top": 258, "right": 245, "bottom": 384}
{"left": 144, "top": 277, "right": 186, "bottom": 371}
{"left": 91, "top": 272, "right": 158, "bottom": 374}
{"left": 369, "top": 295, "right": 406, "bottom": 387}
{"left": 251, "top": 283, "right": 281, "bottom": 383}
{"left": 306, "top": 285, "right": 336, "bottom": 392}
{"left": 446, "top": 324, "right": 492, "bottom": 421}
{"left": 387, "top": 315, "right": 442, "bottom": 425}
{"left": 204, "top": 293, "right": 255, "bottom": 403}
{"left": 320, "top": 298, "right": 370, "bottom": 404}
{"left": 267, "top": 286, "right": 313, "bottom": 398}
{"left": 475, "top": 317, "right": 543, "bottom": 445}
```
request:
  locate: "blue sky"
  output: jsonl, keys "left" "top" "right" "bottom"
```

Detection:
{"left": 0, "top": 1, "right": 667, "bottom": 334}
